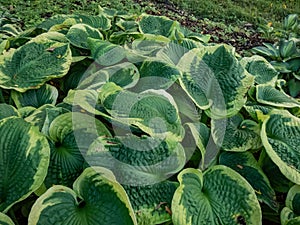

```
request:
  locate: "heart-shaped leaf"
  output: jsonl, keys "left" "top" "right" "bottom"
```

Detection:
{"left": 44, "top": 112, "right": 111, "bottom": 187}
{"left": 28, "top": 167, "right": 137, "bottom": 225}
{"left": 172, "top": 166, "right": 262, "bottom": 225}
{"left": 101, "top": 85, "right": 184, "bottom": 140}
{"left": 77, "top": 62, "right": 140, "bottom": 90}
{"left": 132, "top": 60, "right": 181, "bottom": 92}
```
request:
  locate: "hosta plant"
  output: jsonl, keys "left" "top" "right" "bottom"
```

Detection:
{"left": 252, "top": 14, "right": 300, "bottom": 98}
{"left": 0, "top": 6, "right": 299, "bottom": 225}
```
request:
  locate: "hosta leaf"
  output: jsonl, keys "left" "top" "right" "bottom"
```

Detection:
{"left": 75, "top": 14, "right": 111, "bottom": 30}
{"left": 0, "top": 117, "right": 50, "bottom": 212}
{"left": 259, "top": 151, "right": 294, "bottom": 193}
{"left": 24, "top": 104, "right": 56, "bottom": 130}
{"left": 251, "top": 44, "right": 279, "bottom": 60}
{"left": 281, "top": 207, "right": 300, "bottom": 225}
{"left": 279, "top": 40, "right": 297, "bottom": 59}
{"left": 180, "top": 38, "right": 203, "bottom": 50}
{"left": 47, "top": 18, "right": 77, "bottom": 33}
{"left": 178, "top": 44, "right": 254, "bottom": 119}
{"left": 172, "top": 166, "right": 262, "bottom": 225}
{"left": 283, "top": 14, "right": 299, "bottom": 30}
{"left": 61, "top": 59, "right": 91, "bottom": 92}
{"left": 107, "top": 63, "right": 139, "bottom": 89}
{"left": 261, "top": 110, "right": 300, "bottom": 184}
{"left": 219, "top": 152, "right": 278, "bottom": 211}
{"left": 101, "top": 85, "right": 184, "bottom": 140}
{"left": 0, "top": 32, "right": 72, "bottom": 92}
{"left": 11, "top": 84, "right": 58, "bottom": 109}
{"left": 183, "top": 122, "right": 210, "bottom": 168}
{"left": 256, "top": 84, "right": 300, "bottom": 108}
{"left": 288, "top": 78, "right": 300, "bottom": 98}
{"left": 125, "top": 35, "right": 170, "bottom": 63}
{"left": 116, "top": 19, "right": 138, "bottom": 30}
{"left": 18, "top": 106, "right": 37, "bottom": 118}
{"left": 132, "top": 60, "right": 181, "bottom": 92}
{"left": 37, "top": 14, "right": 76, "bottom": 30}
{"left": 167, "top": 84, "right": 201, "bottom": 123}
{"left": 66, "top": 24, "right": 103, "bottom": 49}
{"left": 286, "top": 185, "right": 300, "bottom": 215}
{"left": 88, "top": 38, "right": 126, "bottom": 66}
{"left": 45, "top": 112, "right": 111, "bottom": 187}
{"left": 156, "top": 41, "right": 191, "bottom": 65}
{"left": 63, "top": 89, "right": 103, "bottom": 115}
{"left": 40, "top": 106, "right": 69, "bottom": 137}
{"left": 0, "top": 103, "right": 19, "bottom": 120}
{"left": 138, "top": 14, "right": 180, "bottom": 38}
{"left": 212, "top": 114, "right": 262, "bottom": 151}
{"left": 281, "top": 185, "right": 300, "bottom": 225}
{"left": 124, "top": 181, "right": 177, "bottom": 224}
{"left": 78, "top": 62, "right": 140, "bottom": 90}
{"left": 0, "top": 213, "right": 14, "bottom": 225}
{"left": 28, "top": 167, "right": 137, "bottom": 225}
{"left": 86, "top": 134, "right": 185, "bottom": 186}
{"left": 38, "top": 14, "right": 111, "bottom": 31}
{"left": 109, "top": 31, "right": 143, "bottom": 45}
{"left": 244, "top": 102, "right": 273, "bottom": 121}
{"left": 240, "top": 55, "right": 278, "bottom": 85}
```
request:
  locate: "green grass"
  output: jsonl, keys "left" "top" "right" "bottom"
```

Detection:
{"left": 1, "top": 0, "right": 299, "bottom": 29}
{"left": 0, "top": 0, "right": 142, "bottom": 28}
{"left": 170, "top": 0, "right": 300, "bottom": 27}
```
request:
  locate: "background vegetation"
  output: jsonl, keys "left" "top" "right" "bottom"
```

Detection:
{"left": 1, "top": 0, "right": 299, "bottom": 29}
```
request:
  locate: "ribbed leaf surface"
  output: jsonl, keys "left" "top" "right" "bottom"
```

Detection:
{"left": 45, "top": 112, "right": 111, "bottom": 187}
{"left": 261, "top": 110, "right": 300, "bottom": 184}
{"left": 212, "top": 114, "right": 261, "bottom": 151}
{"left": 28, "top": 167, "right": 137, "bottom": 225}
{"left": 124, "top": 182, "right": 177, "bottom": 224}
{"left": 256, "top": 84, "right": 300, "bottom": 108}
{"left": 11, "top": 84, "right": 58, "bottom": 109}
{"left": 178, "top": 45, "right": 254, "bottom": 118}
{"left": 172, "top": 166, "right": 262, "bottom": 225}
{"left": 219, "top": 152, "right": 278, "bottom": 211}
{"left": 0, "top": 117, "right": 50, "bottom": 212}
{"left": 0, "top": 103, "right": 19, "bottom": 120}
{"left": 138, "top": 14, "right": 179, "bottom": 37}
{"left": 240, "top": 55, "right": 278, "bottom": 85}
{"left": 0, "top": 32, "right": 72, "bottom": 92}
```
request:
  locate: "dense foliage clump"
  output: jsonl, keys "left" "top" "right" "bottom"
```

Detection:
{"left": 0, "top": 7, "right": 300, "bottom": 225}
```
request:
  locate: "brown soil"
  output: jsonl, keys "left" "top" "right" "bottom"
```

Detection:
{"left": 134, "top": 0, "right": 271, "bottom": 53}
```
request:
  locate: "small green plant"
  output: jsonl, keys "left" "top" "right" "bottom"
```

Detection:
{"left": 259, "top": 14, "right": 300, "bottom": 40}
{"left": 252, "top": 14, "right": 300, "bottom": 97}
